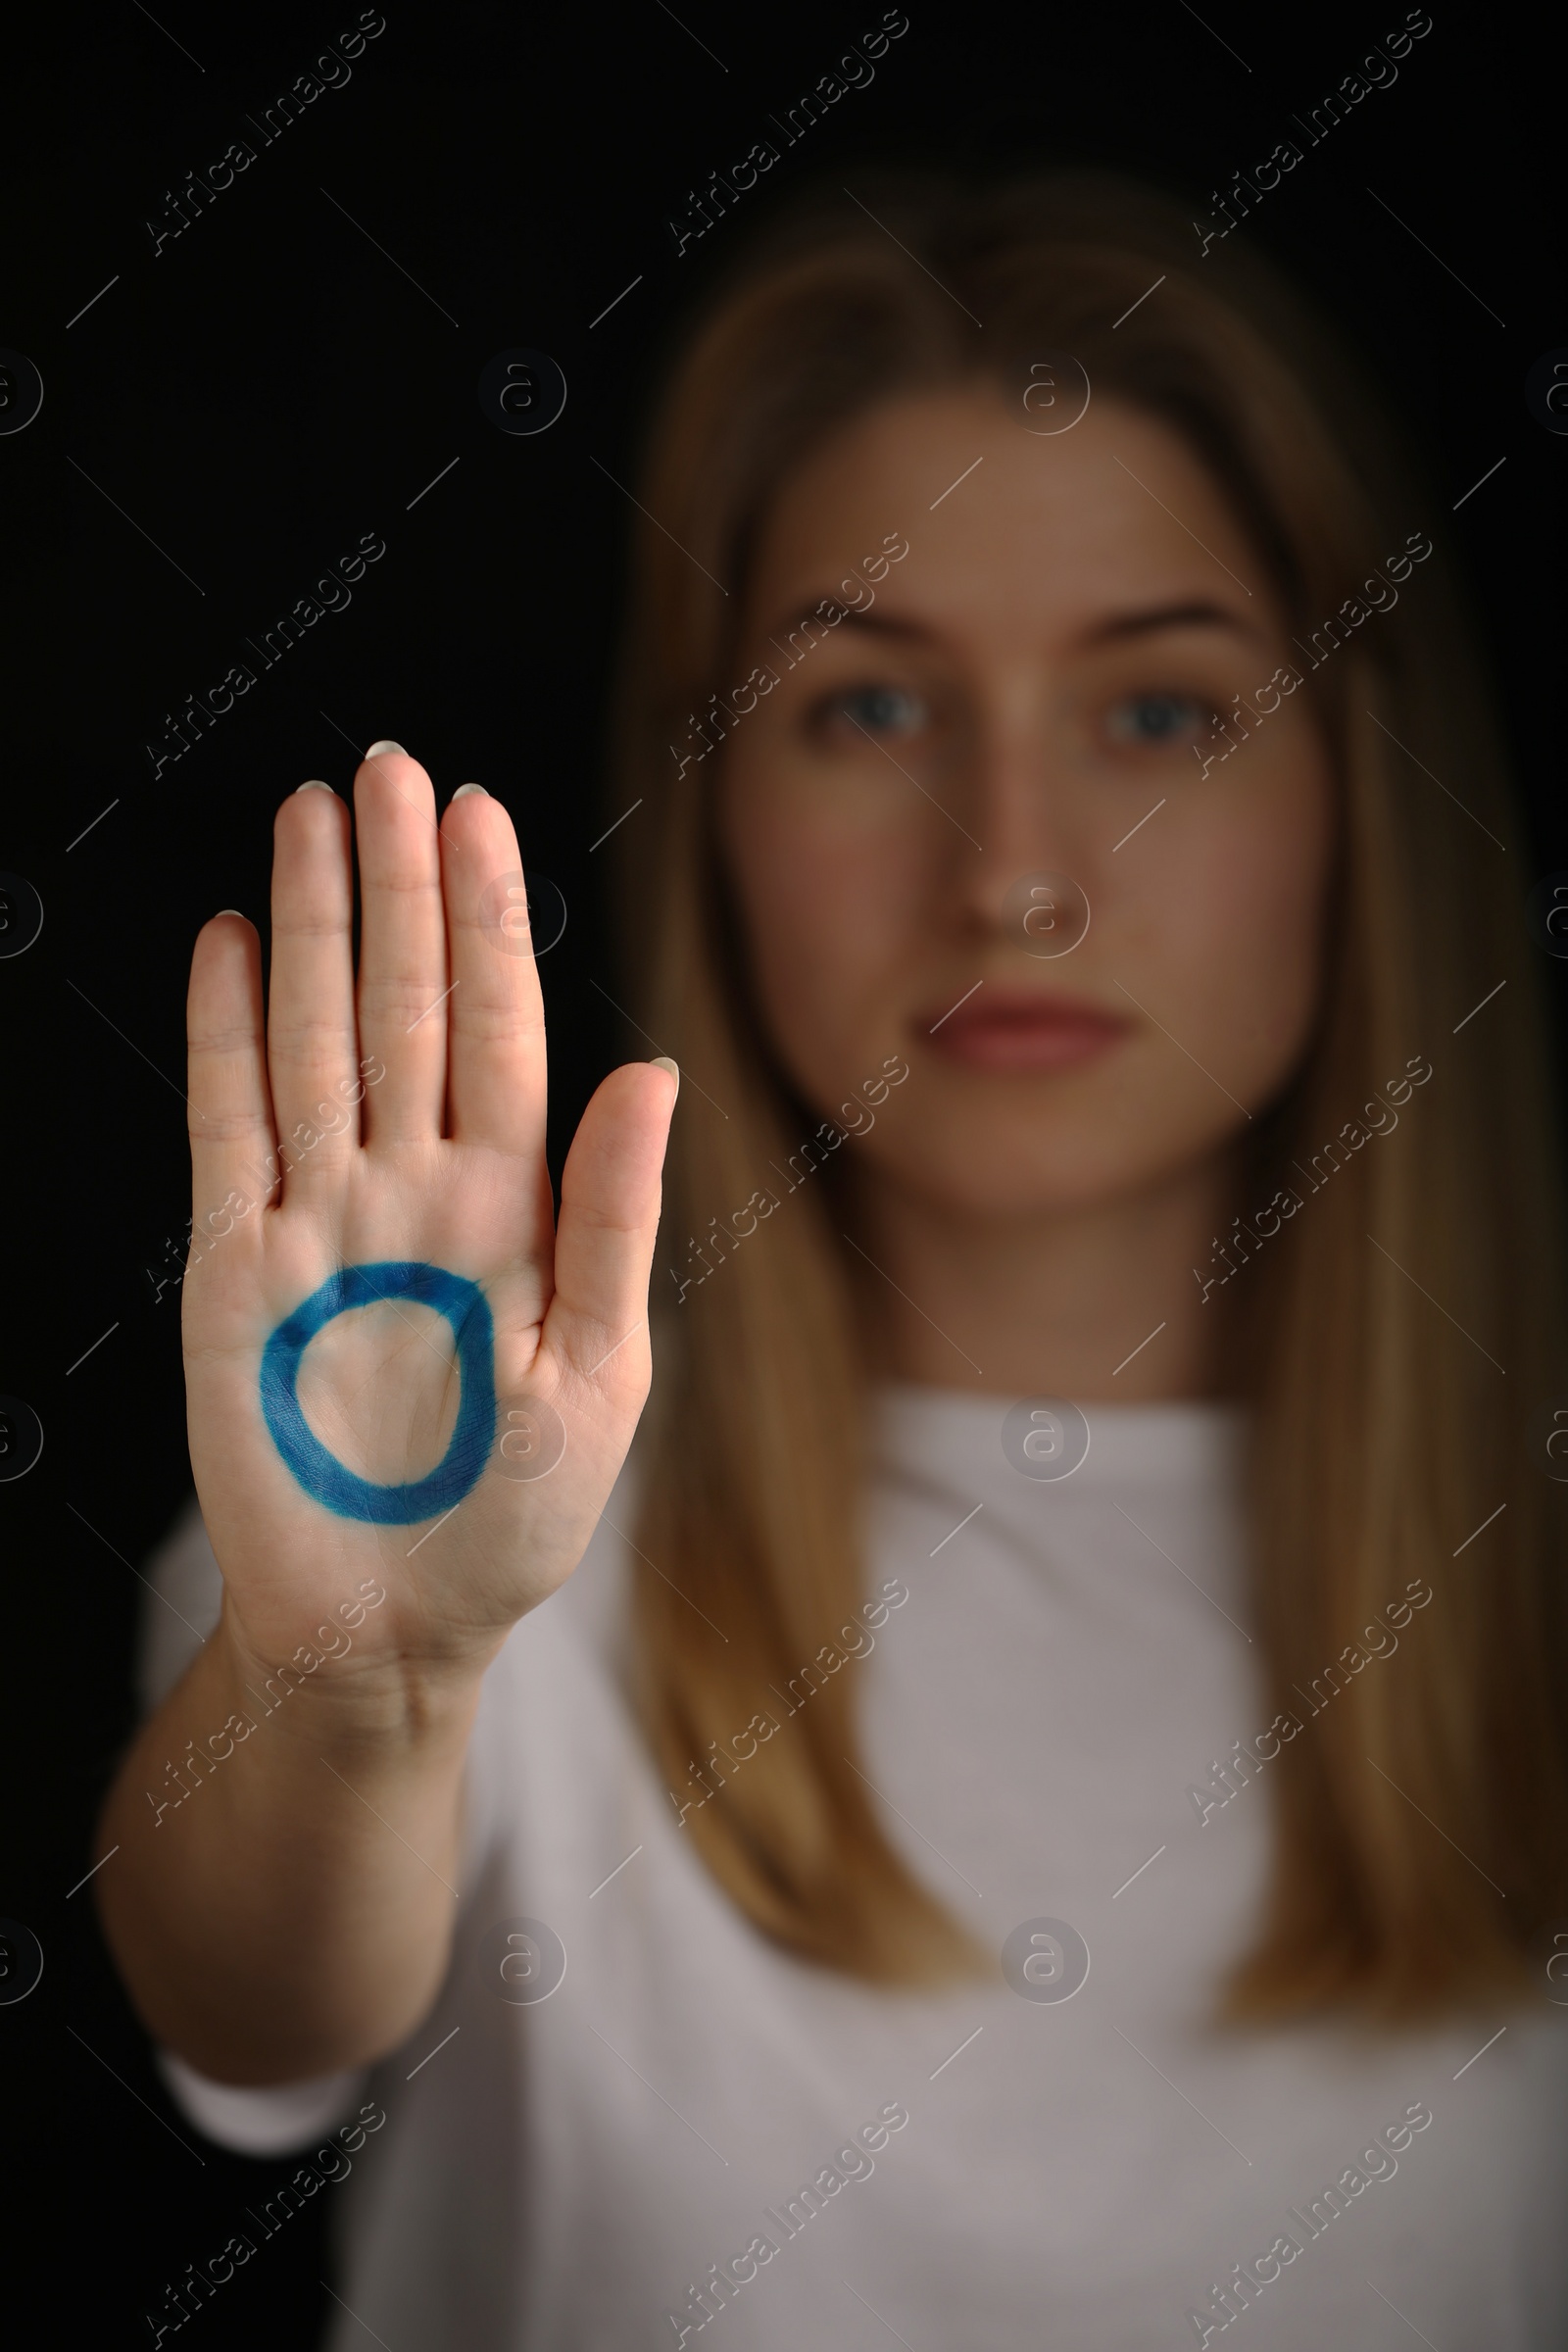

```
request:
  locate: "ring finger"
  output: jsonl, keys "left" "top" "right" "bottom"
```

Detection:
{"left": 267, "top": 781, "right": 360, "bottom": 1187}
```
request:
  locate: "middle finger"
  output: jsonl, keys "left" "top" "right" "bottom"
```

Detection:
{"left": 354, "top": 744, "right": 450, "bottom": 1145}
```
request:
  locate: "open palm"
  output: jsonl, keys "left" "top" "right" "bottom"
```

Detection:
{"left": 181, "top": 745, "right": 675, "bottom": 1690}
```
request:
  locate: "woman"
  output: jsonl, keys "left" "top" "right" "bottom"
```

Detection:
{"left": 101, "top": 173, "right": 1568, "bottom": 2348}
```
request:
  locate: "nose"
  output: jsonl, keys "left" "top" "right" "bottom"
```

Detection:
{"left": 943, "top": 695, "right": 1098, "bottom": 942}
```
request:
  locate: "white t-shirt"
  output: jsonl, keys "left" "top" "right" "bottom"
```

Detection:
{"left": 140, "top": 1389, "right": 1568, "bottom": 2348}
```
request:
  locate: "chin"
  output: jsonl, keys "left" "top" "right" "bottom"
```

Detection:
{"left": 873, "top": 1124, "right": 1163, "bottom": 1222}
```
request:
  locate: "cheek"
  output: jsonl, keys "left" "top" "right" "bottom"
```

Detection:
{"left": 721, "top": 763, "right": 929, "bottom": 1077}
{"left": 1158, "top": 743, "right": 1335, "bottom": 1086}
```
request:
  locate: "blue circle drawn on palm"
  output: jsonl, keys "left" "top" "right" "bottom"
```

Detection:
{"left": 260, "top": 1262, "right": 496, "bottom": 1524}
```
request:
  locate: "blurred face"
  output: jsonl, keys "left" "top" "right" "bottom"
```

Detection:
{"left": 716, "top": 386, "right": 1336, "bottom": 1220}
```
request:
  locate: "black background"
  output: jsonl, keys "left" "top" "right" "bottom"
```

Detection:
{"left": 4, "top": 1, "right": 1562, "bottom": 2337}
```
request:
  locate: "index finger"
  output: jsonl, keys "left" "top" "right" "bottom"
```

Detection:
{"left": 440, "top": 784, "right": 549, "bottom": 1161}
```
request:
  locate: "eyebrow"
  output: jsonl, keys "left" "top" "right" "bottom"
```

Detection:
{"left": 1082, "top": 599, "right": 1261, "bottom": 645}
{"left": 765, "top": 603, "right": 922, "bottom": 645}
{"left": 764, "top": 595, "right": 1262, "bottom": 651}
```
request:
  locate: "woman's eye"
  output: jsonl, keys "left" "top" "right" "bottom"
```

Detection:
{"left": 1103, "top": 691, "right": 1209, "bottom": 747}
{"left": 823, "top": 684, "right": 929, "bottom": 738}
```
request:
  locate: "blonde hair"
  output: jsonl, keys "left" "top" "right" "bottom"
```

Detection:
{"left": 610, "top": 171, "right": 1568, "bottom": 2017}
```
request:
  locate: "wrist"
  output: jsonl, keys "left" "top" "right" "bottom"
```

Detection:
{"left": 211, "top": 1601, "right": 492, "bottom": 1767}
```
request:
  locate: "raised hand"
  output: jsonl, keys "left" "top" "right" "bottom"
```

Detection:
{"left": 181, "top": 744, "right": 677, "bottom": 1695}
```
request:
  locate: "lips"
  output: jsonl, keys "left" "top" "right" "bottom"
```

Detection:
{"left": 919, "top": 986, "right": 1129, "bottom": 1073}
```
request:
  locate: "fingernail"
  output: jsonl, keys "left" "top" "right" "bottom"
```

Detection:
{"left": 296, "top": 779, "right": 334, "bottom": 793}
{"left": 365, "top": 739, "right": 406, "bottom": 758}
{"left": 216, "top": 908, "right": 246, "bottom": 918}
{"left": 651, "top": 1054, "right": 680, "bottom": 1099}
{"left": 452, "top": 782, "right": 487, "bottom": 800}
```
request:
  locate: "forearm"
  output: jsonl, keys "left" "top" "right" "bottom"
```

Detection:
{"left": 95, "top": 1613, "right": 485, "bottom": 2084}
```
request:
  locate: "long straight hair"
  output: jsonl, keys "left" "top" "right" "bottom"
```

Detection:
{"left": 610, "top": 172, "right": 1568, "bottom": 2017}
